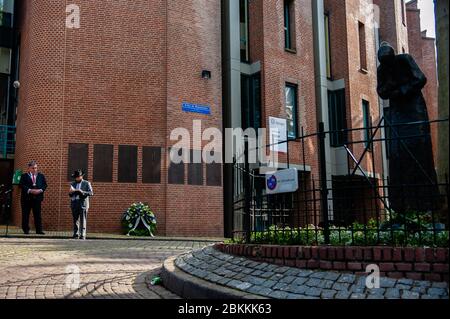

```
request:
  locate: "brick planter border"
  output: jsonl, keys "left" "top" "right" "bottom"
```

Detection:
{"left": 214, "top": 243, "right": 449, "bottom": 283}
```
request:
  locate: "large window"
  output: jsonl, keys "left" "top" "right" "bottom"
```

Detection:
{"left": 285, "top": 83, "right": 298, "bottom": 139}
{"left": 362, "top": 100, "right": 372, "bottom": 150}
{"left": 324, "top": 13, "right": 332, "bottom": 79}
{"left": 358, "top": 21, "right": 367, "bottom": 71}
{"left": 328, "top": 89, "right": 347, "bottom": 147}
{"left": 240, "top": 0, "right": 249, "bottom": 62}
{"left": 284, "top": 0, "right": 296, "bottom": 51}
{"left": 401, "top": 0, "right": 406, "bottom": 26}
{"left": 241, "top": 73, "right": 261, "bottom": 131}
{"left": 0, "top": 0, "right": 14, "bottom": 28}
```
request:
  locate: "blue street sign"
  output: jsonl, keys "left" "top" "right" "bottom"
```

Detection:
{"left": 182, "top": 102, "right": 211, "bottom": 115}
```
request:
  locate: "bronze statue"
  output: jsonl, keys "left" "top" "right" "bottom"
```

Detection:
{"left": 377, "top": 43, "right": 439, "bottom": 214}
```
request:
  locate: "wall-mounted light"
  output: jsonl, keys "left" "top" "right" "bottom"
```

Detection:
{"left": 202, "top": 70, "right": 211, "bottom": 79}
{"left": 13, "top": 80, "right": 21, "bottom": 89}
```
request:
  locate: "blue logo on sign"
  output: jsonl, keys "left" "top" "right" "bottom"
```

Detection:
{"left": 267, "top": 175, "right": 277, "bottom": 191}
{"left": 182, "top": 102, "right": 211, "bottom": 115}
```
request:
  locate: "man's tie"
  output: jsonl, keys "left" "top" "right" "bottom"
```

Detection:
{"left": 32, "top": 174, "right": 36, "bottom": 185}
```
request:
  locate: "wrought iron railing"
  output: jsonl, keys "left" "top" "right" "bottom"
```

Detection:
{"left": 232, "top": 119, "right": 449, "bottom": 247}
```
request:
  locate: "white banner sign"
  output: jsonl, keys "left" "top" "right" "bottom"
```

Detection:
{"left": 265, "top": 168, "right": 299, "bottom": 195}
{"left": 269, "top": 117, "right": 287, "bottom": 153}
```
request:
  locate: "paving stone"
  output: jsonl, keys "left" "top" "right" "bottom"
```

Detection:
{"left": 246, "top": 276, "right": 266, "bottom": 286}
{"left": 271, "top": 290, "right": 289, "bottom": 299}
{"left": 385, "top": 288, "right": 401, "bottom": 299}
{"left": 321, "top": 289, "right": 337, "bottom": 299}
{"left": 273, "top": 266, "right": 291, "bottom": 274}
{"left": 279, "top": 276, "right": 297, "bottom": 284}
{"left": 401, "top": 290, "right": 420, "bottom": 299}
{"left": 292, "top": 277, "right": 308, "bottom": 286}
{"left": 380, "top": 277, "right": 397, "bottom": 288}
{"left": 305, "top": 278, "right": 322, "bottom": 287}
{"left": 431, "top": 282, "right": 448, "bottom": 289}
{"left": 297, "top": 270, "right": 314, "bottom": 277}
{"left": 260, "top": 272, "right": 275, "bottom": 279}
{"left": 335, "top": 291, "right": 351, "bottom": 299}
{"left": 323, "top": 272, "right": 341, "bottom": 281}
{"left": 257, "top": 288, "right": 275, "bottom": 298}
{"left": 333, "top": 282, "right": 350, "bottom": 291}
{"left": 427, "top": 288, "right": 448, "bottom": 297}
{"left": 305, "top": 287, "right": 322, "bottom": 297}
{"left": 350, "top": 293, "right": 366, "bottom": 299}
{"left": 310, "top": 272, "right": 327, "bottom": 279}
{"left": 286, "top": 285, "right": 307, "bottom": 295}
{"left": 262, "top": 280, "right": 277, "bottom": 289}
{"left": 337, "top": 274, "right": 356, "bottom": 284}
{"left": 273, "top": 282, "right": 290, "bottom": 291}
{"left": 397, "top": 278, "right": 414, "bottom": 286}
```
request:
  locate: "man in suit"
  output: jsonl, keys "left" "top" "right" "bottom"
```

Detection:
{"left": 19, "top": 161, "right": 48, "bottom": 235}
{"left": 69, "top": 169, "right": 93, "bottom": 240}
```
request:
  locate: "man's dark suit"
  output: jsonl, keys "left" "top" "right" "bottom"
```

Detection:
{"left": 19, "top": 172, "right": 48, "bottom": 233}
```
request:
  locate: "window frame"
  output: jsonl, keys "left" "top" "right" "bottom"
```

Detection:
{"left": 285, "top": 83, "right": 299, "bottom": 140}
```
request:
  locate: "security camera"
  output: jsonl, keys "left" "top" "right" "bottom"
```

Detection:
{"left": 13, "top": 81, "right": 20, "bottom": 89}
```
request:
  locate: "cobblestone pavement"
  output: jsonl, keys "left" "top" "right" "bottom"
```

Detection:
{"left": 176, "top": 246, "right": 449, "bottom": 300}
{"left": 0, "top": 237, "right": 212, "bottom": 299}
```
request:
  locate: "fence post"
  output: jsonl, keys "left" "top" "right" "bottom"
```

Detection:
{"left": 318, "top": 122, "right": 330, "bottom": 244}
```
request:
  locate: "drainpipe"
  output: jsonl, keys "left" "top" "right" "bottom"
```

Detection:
{"left": 312, "top": 0, "right": 334, "bottom": 221}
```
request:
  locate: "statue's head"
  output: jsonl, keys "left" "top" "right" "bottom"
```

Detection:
{"left": 378, "top": 43, "right": 395, "bottom": 65}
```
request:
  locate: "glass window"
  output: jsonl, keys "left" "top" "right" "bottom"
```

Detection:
{"left": 362, "top": 100, "right": 372, "bottom": 150}
{"left": 241, "top": 73, "right": 261, "bottom": 131}
{"left": 358, "top": 22, "right": 367, "bottom": 70}
{"left": 0, "top": 0, "right": 14, "bottom": 28}
{"left": 285, "top": 83, "right": 298, "bottom": 139}
{"left": 284, "top": 0, "right": 296, "bottom": 51}
{"left": 324, "top": 14, "right": 332, "bottom": 79}
{"left": 328, "top": 89, "right": 347, "bottom": 147}
{"left": 240, "top": 0, "right": 249, "bottom": 62}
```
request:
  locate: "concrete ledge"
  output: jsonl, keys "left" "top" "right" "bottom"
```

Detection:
{"left": 161, "top": 256, "right": 267, "bottom": 299}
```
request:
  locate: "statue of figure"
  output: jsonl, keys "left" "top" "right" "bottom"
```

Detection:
{"left": 377, "top": 43, "right": 439, "bottom": 215}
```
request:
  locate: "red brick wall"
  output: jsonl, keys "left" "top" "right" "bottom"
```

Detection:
{"left": 12, "top": 0, "right": 223, "bottom": 237}
{"left": 251, "top": 0, "right": 319, "bottom": 173}
{"left": 216, "top": 243, "right": 449, "bottom": 282}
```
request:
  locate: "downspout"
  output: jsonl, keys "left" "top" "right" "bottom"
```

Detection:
{"left": 312, "top": 0, "right": 334, "bottom": 220}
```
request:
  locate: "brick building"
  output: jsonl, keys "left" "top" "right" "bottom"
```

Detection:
{"left": 0, "top": 0, "right": 439, "bottom": 237}
{"left": 406, "top": 0, "right": 439, "bottom": 161}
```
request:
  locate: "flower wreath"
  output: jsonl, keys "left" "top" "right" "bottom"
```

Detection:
{"left": 121, "top": 202, "right": 157, "bottom": 237}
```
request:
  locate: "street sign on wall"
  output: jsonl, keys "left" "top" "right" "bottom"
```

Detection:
{"left": 265, "top": 168, "right": 299, "bottom": 195}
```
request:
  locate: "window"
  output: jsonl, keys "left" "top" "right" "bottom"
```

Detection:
{"left": 0, "top": 0, "right": 14, "bottom": 28}
{"left": 93, "top": 144, "right": 113, "bottom": 182}
{"left": 285, "top": 83, "right": 298, "bottom": 139}
{"left": 240, "top": 0, "right": 249, "bottom": 62}
{"left": 328, "top": 89, "right": 347, "bottom": 147}
{"left": 324, "top": 13, "right": 332, "bottom": 79}
{"left": 358, "top": 22, "right": 367, "bottom": 71}
{"left": 168, "top": 148, "right": 185, "bottom": 185}
{"left": 241, "top": 73, "right": 261, "bottom": 131}
{"left": 118, "top": 145, "right": 137, "bottom": 183}
{"left": 284, "top": 0, "right": 296, "bottom": 51}
{"left": 67, "top": 143, "right": 89, "bottom": 181}
{"left": 401, "top": 0, "right": 406, "bottom": 26}
{"left": 362, "top": 100, "right": 372, "bottom": 150}
{"left": 188, "top": 150, "right": 203, "bottom": 185}
{"left": 142, "top": 146, "right": 161, "bottom": 184}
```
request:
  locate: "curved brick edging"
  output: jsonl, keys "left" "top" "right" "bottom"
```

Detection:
{"left": 161, "top": 255, "right": 266, "bottom": 299}
{"left": 215, "top": 244, "right": 449, "bottom": 282}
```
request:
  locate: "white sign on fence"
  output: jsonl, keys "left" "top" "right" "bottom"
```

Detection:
{"left": 265, "top": 168, "right": 299, "bottom": 195}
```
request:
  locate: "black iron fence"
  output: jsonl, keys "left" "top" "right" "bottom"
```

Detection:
{"left": 232, "top": 118, "right": 449, "bottom": 247}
